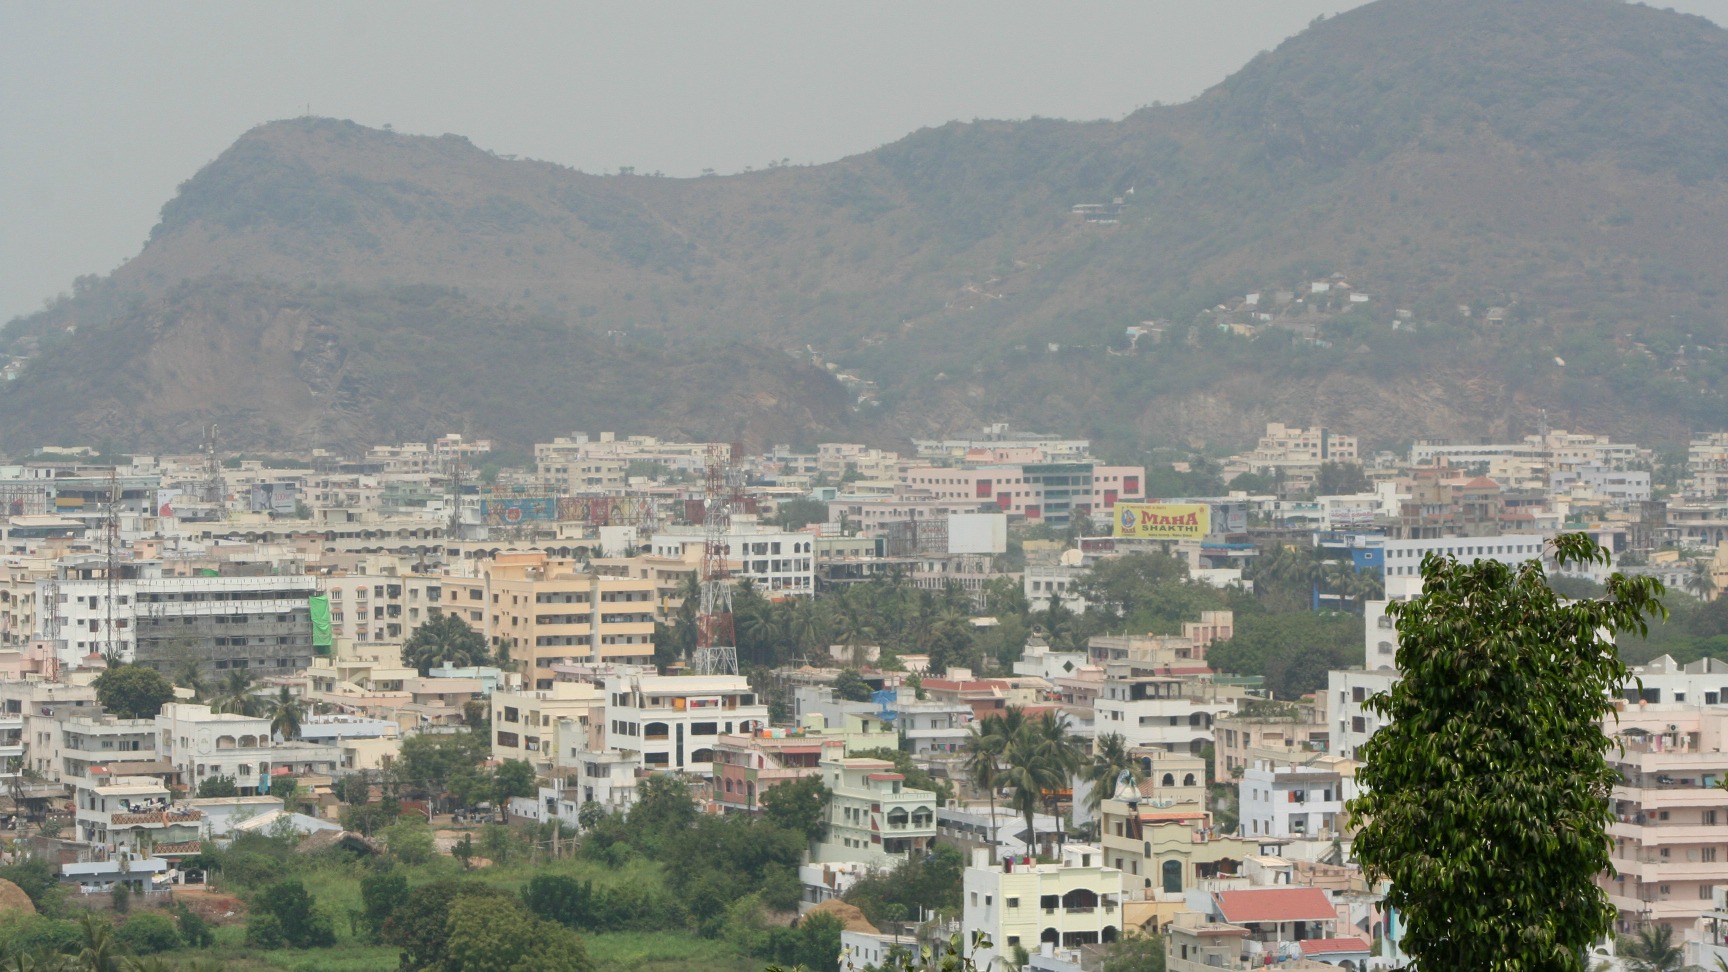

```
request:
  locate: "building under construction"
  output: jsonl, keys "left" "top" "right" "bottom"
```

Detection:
{"left": 37, "top": 562, "right": 318, "bottom": 676}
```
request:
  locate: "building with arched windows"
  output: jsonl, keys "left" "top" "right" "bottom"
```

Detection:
{"left": 811, "top": 756, "right": 937, "bottom": 866}
{"left": 961, "top": 844, "right": 1124, "bottom": 972}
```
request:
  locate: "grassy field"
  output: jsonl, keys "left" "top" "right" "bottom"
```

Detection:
{"left": 173, "top": 852, "right": 736, "bottom": 971}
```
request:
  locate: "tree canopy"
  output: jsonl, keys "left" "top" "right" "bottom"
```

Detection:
{"left": 92, "top": 665, "right": 177, "bottom": 719}
{"left": 402, "top": 613, "right": 489, "bottom": 675}
{"left": 1348, "top": 534, "right": 1665, "bottom": 971}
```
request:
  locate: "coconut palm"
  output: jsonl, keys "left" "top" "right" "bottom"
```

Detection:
{"left": 267, "top": 686, "right": 304, "bottom": 741}
{"left": 1620, "top": 923, "right": 1685, "bottom": 972}
{"left": 1083, "top": 732, "right": 1143, "bottom": 816}
{"left": 1000, "top": 726, "right": 1061, "bottom": 859}
{"left": 170, "top": 659, "right": 207, "bottom": 701}
{"left": 207, "top": 670, "right": 261, "bottom": 717}
{"left": 1031, "top": 711, "right": 1084, "bottom": 844}
{"left": 787, "top": 597, "right": 831, "bottom": 656}
{"left": 962, "top": 715, "right": 1006, "bottom": 860}
{"left": 76, "top": 914, "right": 125, "bottom": 972}
{"left": 1686, "top": 559, "right": 1718, "bottom": 601}
{"left": 834, "top": 611, "right": 875, "bottom": 669}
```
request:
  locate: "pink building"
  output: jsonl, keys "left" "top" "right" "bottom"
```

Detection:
{"left": 713, "top": 731, "right": 846, "bottom": 812}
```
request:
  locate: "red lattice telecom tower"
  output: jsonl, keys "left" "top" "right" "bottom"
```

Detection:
{"left": 693, "top": 442, "right": 738, "bottom": 676}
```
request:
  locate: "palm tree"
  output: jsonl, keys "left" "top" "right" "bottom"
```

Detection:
{"left": 1031, "top": 711, "right": 1084, "bottom": 845}
{"left": 735, "top": 606, "right": 780, "bottom": 667}
{"left": 268, "top": 686, "right": 304, "bottom": 741}
{"left": 994, "top": 705, "right": 1072, "bottom": 858}
{"left": 788, "top": 597, "right": 830, "bottom": 657}
{"left": 834, "top": 611, "right": 874, "bottom": 669}
{"left": 207, "top": 670, "right": 260, "bottom": 716}
{"left": 1083, "top": 732, "right": 1143, "bottom": 817}
{"left": 170, "top": 659, "right": 207, "bottom": 701}
{"left": 962, "top": 716, "right": 1006, "bottom": 861}
{"left": 1686, "top": 559, "right": 1718, "bottom": 601}
{"left": 76, "top": 913, "right": 125, "bottom": 972}
{"left": 1620, "top": 923, "right": 1685, "bottom": 972}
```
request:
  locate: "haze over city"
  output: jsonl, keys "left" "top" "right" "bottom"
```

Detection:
{"left": 1, "top": 3, "right": 1728, "bottom": 968}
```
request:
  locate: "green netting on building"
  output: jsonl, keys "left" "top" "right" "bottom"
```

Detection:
{"left": 308, "top": 594, "right": 333, "bottom": 653}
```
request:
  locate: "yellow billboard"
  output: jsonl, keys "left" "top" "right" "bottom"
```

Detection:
{"left": 1113, "top": 502, "right": 1209, "bottom": 539}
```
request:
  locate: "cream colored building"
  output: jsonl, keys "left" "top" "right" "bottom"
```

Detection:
{"left": 1603, "top": 704, "right": 1728, "bottom": 933}
{"left": 442, "top": 553, "right": 658, "bottom": 686}
{"left": 811, "top": 756, "right": 938, "bottom": 866}
{"left": 962, "top": 845, "right": 1125, "bottom": 971}
{"left": 490, "top": 682, "right": 606, "bottom": 775}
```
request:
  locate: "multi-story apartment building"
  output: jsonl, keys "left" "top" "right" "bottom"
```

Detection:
{"left": 47, "top": 712, "right": 162, "bottom": 787}
{"left": 442, "top": 553, "right": 658, "bottom": 685}
{"left": 1325, "top": 669, "right": 1400, "bottom": 760}
{"left": 897, "top": 463, "right": 1099, "bottom": 527}
{"left": 713, "top": 730, "right": 848, "bottom": 813}
{"left": 36, "top": 564, "right": 319, "bottom": 675}
{"left": 1224, "top": 423, "right": 1358, "bottom": 494}
{"left": 1378, "top": 534, "right": 1547, "bottom": 579}
{"left": 1602, "top": 705, "right": 1728, "bottom": 934}
{"left": 317, "top": 565, "right": 442, "bottom": 645}
{"left": 811, "top": 756, "right": 938, "bottom": 866}
{"left": 1213, "top": 702, "right": 1328, "bottom": 778}
{"left": 962, "top": 845, "right": 1125, "bottom": 969}
{"left": 1092, "top": 676, "right": 1241, "bottom": 755}
{"left": 1097, "top": 796, "right": 1273, "bottom": 928}
{"left": 489, "top": 682, "right": 606, "bottom": 775}
{"left": 602, "top": 671, "right": 769, "bottom": 776}
{"left": 74, "top": 775, "right": 203, "bottom": 853}
{"left": 649, "top": 521, "right": 815, "bottom": 597}
{"left": 1238, "top": 754, "right": 1356, "bottom": 840}
{"left": 155, "top": 703, "right": 276, "bottom": 795}
{"left": 0, "top": 560, "right": 49, "bottom": 648}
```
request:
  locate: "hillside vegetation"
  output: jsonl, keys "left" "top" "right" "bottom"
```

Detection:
{"left": 4, "top": 0, "right": 1726, "bottom": 454}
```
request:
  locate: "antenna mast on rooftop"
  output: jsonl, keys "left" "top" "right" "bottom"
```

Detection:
{"left": 103, "top": 467, "right": 122, "bottom": 665}
{"left": 692, "top": 442, "right": 738, "bottom": 677}
{"left": 201, "top": 424, "right": 225, "bottom": 509}
{"left": 446, "top": 455, "right": 466, "bottom": 543}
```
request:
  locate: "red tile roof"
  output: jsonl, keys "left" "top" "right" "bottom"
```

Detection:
{"left": 1213, "top": 887, "right": 1335, "bottom": 924}
{"left": 1298, "top": 937, "right": 1371, "bottom": 956}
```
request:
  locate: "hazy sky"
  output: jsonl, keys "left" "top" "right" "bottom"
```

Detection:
{"left": 4, "top": 1, "right": 1726, "bottom": 326}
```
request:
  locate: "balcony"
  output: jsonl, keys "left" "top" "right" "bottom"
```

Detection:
{"left": 110, "top": 808, "right": 203, "bottom": 827}
{"left": 1610, "top": 820, "right": 1726, "bottom": 845}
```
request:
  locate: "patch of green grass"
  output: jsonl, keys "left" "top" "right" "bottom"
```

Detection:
{"left": 581, "top": 931, "right": 760, "bottom": 972}
{"left": 260, "top": 943, "right": 402, "bottom": 971}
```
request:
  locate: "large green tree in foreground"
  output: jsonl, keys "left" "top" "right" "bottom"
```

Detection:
{"left": 1348, "top": 534, "right": 1665, "bottom": 972}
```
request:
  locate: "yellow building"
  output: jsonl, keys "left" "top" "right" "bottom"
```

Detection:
{"left": 490, "top": 682, "right": 607, "bottom": 775}
{"left": 442, "top": 553, "right": 658, "bottom": 687}
{"left": 1098, "top": 797, "right": 1279, "bottom": 933}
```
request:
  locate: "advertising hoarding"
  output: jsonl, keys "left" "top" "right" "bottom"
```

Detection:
{"left": 1112, "top": 502, "right": 1209, "bottom": 540}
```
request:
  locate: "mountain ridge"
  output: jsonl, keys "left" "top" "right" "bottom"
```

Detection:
{"left": 6, "top": 0, "right": 1727, "bottom": 455}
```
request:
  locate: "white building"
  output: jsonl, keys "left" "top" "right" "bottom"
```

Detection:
{"left": 73, "top": 775, "right": 203, "bottom": 854}
{"left": 602, "top": 671, "right": 770, "bottom": 776}
{"left": 155, "top": 704, "right": 274, "bottom": 795}
{"left": 650, "top": 520, "right": 815, "bottom": 597}
{"left": 1024, "top": 565, "right": 1088, "bottom": 614}
{"left": 1379, "top": 535, "right": 1547, "bottom": 580}
{"left": 1238, "top": 755, "right": 1356, "bottom": 840}
{"left": 1092, "top": 677, "right": 1238, "bottom": 755}
{"left": 1014, "top": 642, "right": 1091, "bottom": 683}
{"left": 1326, "top": 669, "right": 1400, "bottom": 760}
{"left": 37, "top": 568, "right": 320, "bottom": 674}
